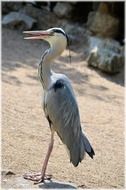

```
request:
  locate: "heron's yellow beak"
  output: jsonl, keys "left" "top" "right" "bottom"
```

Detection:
{"left": 23, "top": 30, "right": 53, "bottom": 40}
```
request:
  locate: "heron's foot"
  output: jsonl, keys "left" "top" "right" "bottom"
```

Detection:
{"left": 23, "top": 172, "right": 52, "bottom": 184}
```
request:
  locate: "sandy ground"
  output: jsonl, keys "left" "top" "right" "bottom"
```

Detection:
{"left": 2, "top": 28, "right": 125, "bottom": 189}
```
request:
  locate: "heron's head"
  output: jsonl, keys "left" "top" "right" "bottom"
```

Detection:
{"left": 23, "top": 27, "right": 68, "bottom": 49}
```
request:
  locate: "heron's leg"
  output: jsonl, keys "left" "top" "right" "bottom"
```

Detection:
{"left": 23, "top": 130, "right": 54, "bottom": 183}
{"left": 36, "top": 130, "right": 54, "bottom": 183}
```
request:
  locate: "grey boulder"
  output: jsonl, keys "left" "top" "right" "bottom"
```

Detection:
{"left": 87, "top": 37, "right": 124, "bottom": 74}
{"left": 2, "top": 11, "right": 36, "bottom": 30}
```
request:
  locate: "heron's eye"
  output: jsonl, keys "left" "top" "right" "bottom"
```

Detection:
{"left": 49, "top": 31, "right": 54, "bottom": 36}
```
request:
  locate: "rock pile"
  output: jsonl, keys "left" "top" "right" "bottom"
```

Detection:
{"left": 86, "top": 2, "right": 124, "bottom": 73}
{"left": 2, "top": 2, "right": 124, "bottom": 74}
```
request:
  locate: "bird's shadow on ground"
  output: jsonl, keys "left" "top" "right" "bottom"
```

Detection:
{"left": 39, "top": 180, "right": 77, "bottom": 189}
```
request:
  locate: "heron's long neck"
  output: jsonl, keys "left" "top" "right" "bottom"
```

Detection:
{"left": 38, "top": 50, "right": 51, "bottom": 89}
{"left": 38, "top": 40, "right": 66, "bottom": 89}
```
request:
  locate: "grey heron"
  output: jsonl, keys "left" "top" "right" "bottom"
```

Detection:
{"left": 23, "top": 28, "right": 95, "bottom": 184}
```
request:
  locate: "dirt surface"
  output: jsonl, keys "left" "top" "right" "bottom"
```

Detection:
{"left": 2, "top": 28, "right": 125, "bottom": 189}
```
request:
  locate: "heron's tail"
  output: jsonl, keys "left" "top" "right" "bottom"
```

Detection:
{"left": 80, "top": 133, "right": 95, "bottom": 160}
{"left": 69, "top": 132, "right": 95, "bottom": 167}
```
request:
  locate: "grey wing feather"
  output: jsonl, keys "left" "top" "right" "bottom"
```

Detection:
{"left": 44, "top": 80, "right": 85, "bottom": 166}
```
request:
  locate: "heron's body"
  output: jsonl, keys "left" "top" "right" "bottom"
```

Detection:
{"left": 23, "top": 28, "right": 95, "bottom": 183}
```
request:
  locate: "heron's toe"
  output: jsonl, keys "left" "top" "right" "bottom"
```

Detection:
{"left": 34, "top": 174, "right": 52, "bottom": 185}
{"left": 23, "top": 172, "right": 52, "bottom": 183}
{"left": 23, "top": 172, "right": 41, "bottom": 181}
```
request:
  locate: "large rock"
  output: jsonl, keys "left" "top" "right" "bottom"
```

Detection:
{"left": 53, "top": 2, "right": 73, "bottom": 18}
{"left": 87, "top": 37, "right": 124, "bottom": 73}
{"left": 2, "top": 11, "right": 36, "bottom": 30}
{"left": 87, "top": 11, "right": 119, "bottom": 38}
{"left": 2, "top": 171, "right": 78, "bottom": 189}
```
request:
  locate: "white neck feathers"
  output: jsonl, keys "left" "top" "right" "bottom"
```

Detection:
{"left": 39, "top": 35, "right": 67, "bottom": 90}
